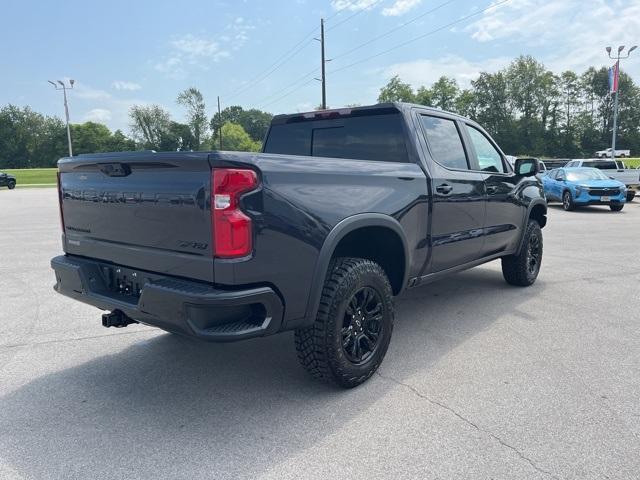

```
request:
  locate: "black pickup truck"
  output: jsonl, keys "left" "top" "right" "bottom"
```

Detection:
{"left": 51, "top": 103, "right": 546, "bottom": 387}
{"left": 0, "top": 172, "right": 16, "bottom": 189}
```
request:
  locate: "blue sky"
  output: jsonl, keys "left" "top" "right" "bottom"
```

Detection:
{"left": 2, "top": 0, "right": 639, "bottom": 133}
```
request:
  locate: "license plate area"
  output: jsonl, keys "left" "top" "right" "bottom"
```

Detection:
{"left": 101, "top": 265, "right": 145, "bottom": 299}
{"left": 600, "top": 196, "right": 610, "bottom": 202}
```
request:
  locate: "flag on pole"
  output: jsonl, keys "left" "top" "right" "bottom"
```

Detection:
{"left": 608, "top": 62, "right": 620, "bottom": 93}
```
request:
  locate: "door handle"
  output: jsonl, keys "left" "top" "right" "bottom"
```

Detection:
{"left": 486, "top": 186, "right": 498, "bottom": 194}
{"left": 436, "top": 184, "right": 453, "bottom": 194}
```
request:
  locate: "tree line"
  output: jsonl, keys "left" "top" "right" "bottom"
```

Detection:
{"left": 1, "top": 55, "right": 639, "bottom": 169}
{"left": 378, "top": 55, "right": 640, "bottom": 158}
{"left": 0, "top": 89, "right": 273, "bottom": 169}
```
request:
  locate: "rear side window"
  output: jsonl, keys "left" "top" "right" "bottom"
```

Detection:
{"left": 420, "top": 115, "right": 468, "bottom": 170}
{"left": 262, "top": 122, "right": 310, "bottom": 156}
{"left": 585, "top": 161, "right": 616, "bottom": 170}
{"left": 264, "top": 113, "right": 409, "bottom": 162}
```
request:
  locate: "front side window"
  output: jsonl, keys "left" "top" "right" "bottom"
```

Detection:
{"left": 420, "top": 115, "right": 468, "bottom": 170}
{"left": 466, "top": 125, "right": 505, "bottom": 173}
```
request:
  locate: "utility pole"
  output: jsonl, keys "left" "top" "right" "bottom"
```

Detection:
{"left": 320, "top": 18, "right": 327, "bottom": 110}
{"left": 606, "top": 45, "right": 637, "bottom": 158}
{"left": 217, "top": 95, "right": 223, "bottom": 150}
{"left": 315, "top": 19, "right": 328, "bottom": 109}
{"left": 48, "top": 79, "right": 75, "bottom": 156}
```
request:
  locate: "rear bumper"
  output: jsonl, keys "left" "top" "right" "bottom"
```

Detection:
{"left": 51, "top": 255, "right": 284, "bottom": 342}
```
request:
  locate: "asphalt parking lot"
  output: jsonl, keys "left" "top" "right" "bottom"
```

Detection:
{"left": 1, "top": 188, "right": 639, "bottom": 480}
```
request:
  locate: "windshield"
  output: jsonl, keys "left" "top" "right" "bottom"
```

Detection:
{"left": 566, "top": 168, "right": 610, "bottom": 181}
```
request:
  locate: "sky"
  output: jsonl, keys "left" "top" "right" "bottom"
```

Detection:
{"left": 2, "top": 0, "right": 639, "bottom": 133}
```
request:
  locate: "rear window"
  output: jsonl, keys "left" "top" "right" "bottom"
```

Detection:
{"left": 264, "top": 113, "right": 409, "bottom": 163}
{"left": 585, "top": 161, "right": 617, "bottom": 170}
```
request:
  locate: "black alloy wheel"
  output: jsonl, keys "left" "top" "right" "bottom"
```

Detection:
{"left": 341, "top": 287, "right": 384, "bottom": 364}
{"left": 526, "top": 233, "right": 542, "bottom": 277}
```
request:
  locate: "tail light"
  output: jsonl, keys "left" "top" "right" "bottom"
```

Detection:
{"left": 56, "top": 171, "right": 65, "bottom": 232}
{"left": 212, "top": 168, "right": 258, "bottom": 258}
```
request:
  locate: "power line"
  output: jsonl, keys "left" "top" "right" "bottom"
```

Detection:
{"left": 258, "top": 68, "right": 319, "bottom": 109}
{"left": 252, "top": 2, "right": 383, "bottom": 109}
{"left": 330, "top": 0, "right": 457, "bottom": 62}
{"left": 224, "top": 29, "right": 318, "bottom": 100}
{"left": 329, "top": 0, "right": 512, "bottom": 75}
{"left": 223, "top": 0, "right": 366, "bottom": 101}
{"left": 256, "top": 0, "right": 511, "bottom": 111}
{"left": 325, "top": 0, "right": 384, "bottom": 32}
{"left": 259, "top": 77, "right": 319, "bottom": 110}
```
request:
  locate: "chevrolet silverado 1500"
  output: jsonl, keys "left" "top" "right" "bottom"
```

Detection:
{"left": 51, "top": 103, "right": 547, "bottom": 387}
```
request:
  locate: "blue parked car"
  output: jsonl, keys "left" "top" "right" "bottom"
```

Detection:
{"left": 542, "top": 167, "right": 626, "bottom": 212}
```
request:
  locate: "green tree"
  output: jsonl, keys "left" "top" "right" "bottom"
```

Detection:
{"left": 159, "top": 121, "right": 196, "bottom": 151}
{"left": 0, "top": 105, "right": 67, "bottom": 168}
{"left": 415, "top": 86, "right": 432, "bottom": 106}
{"left": 177, "top": 87, "right": 207, "bottom": 149}
{"left": 71, "top": 122, "right": 114, "bottom": 155}
{"left": 129, "top": 104, "right": 171, "bottom": 150}
{"left": 377, "top": 76, "right": 415, "bottom": 103}
{"left": 220, "top": 122, "right": 261, "bottom": 152}
{"left": 471, "top": 71, "right": 514, "bottom": 149}
{"left": 210, "top": 106, "right": 272, "bottom": 143}
{"left": 104, "top": 130, "right": 136, "bottom": 152}
{"left": 455, "top": 89, "right": 476, "bottom": 118}
{"left": 430, "top": 76, "right": 460, "bottom": 111}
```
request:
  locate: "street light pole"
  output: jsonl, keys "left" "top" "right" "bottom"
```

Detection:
{"left": 48, "top": 79, "right": 75, "bottom": 157}
{"left": 606, "top": 46, "right": 637, "bottom": 159}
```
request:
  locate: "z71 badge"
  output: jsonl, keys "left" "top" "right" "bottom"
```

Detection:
{"left": 178, "top": 241, "right": 208, "bottom": 250}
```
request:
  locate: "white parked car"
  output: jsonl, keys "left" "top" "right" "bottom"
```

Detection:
{"left": 595, "top": 147, "right": 631, "bottom": 158}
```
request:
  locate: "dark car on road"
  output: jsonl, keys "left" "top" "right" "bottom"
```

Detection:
{"left": 51, "top": 103, "right": 547, "bottom": 387}
{"left": 0, "top": 172, "right": 16, "bottom": 189}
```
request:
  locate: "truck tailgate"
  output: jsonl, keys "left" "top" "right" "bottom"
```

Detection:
{"left": 58, "top": 152, "right": 214, "bottom": 282}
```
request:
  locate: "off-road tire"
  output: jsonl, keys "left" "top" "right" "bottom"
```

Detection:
{"left": 294, "top": 257, "right": 394, "bottom": 388}
{"left": 610, "top": 204, "right": 624, "bottom": 212}
{"left": 501, "top": 220, "right": 543, "bottom": 287}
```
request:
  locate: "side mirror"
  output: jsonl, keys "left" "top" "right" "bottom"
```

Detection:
{"left": 515, "top": 158, "right": 540, "bottom": 176}
{"left": 609, "top": 176, "right": 615, "bottom": 180}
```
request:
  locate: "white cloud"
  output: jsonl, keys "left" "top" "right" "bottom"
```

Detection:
{"left": 466, "top": 0, "right": 640, "bottom": 78}
{"left": 112, "top": 81, "right": 141, "bottom": 91}
{"left": 83, "top": 108, "right": 112, "bottom": 123}
{"left": 382, "top": 0, "right": 422, "bottom": 16}
{"left": 381, "top": 54, "right": 511, "bottom": 88}
{"left": 74, "top": 83, "right": 111, "bottom": 100}
{"left": 467, "top": 0, "right": 567, "bottom": 43}
{"left": 154, "top": 24, "right": 254, "bottom": 78}
{"left": 170, "top": 34, "right": 229, "bottom": 61}
{"left": 331, "top": 0, "right": 378, "bottom": 11}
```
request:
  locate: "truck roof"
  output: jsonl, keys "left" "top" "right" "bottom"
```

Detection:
{"left": 270, "top": 102, "right": 470, "bottom": 125}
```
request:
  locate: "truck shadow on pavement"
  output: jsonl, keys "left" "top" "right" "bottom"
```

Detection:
{"left": 0, "top": 267, "right": 535, "bottom": 479}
